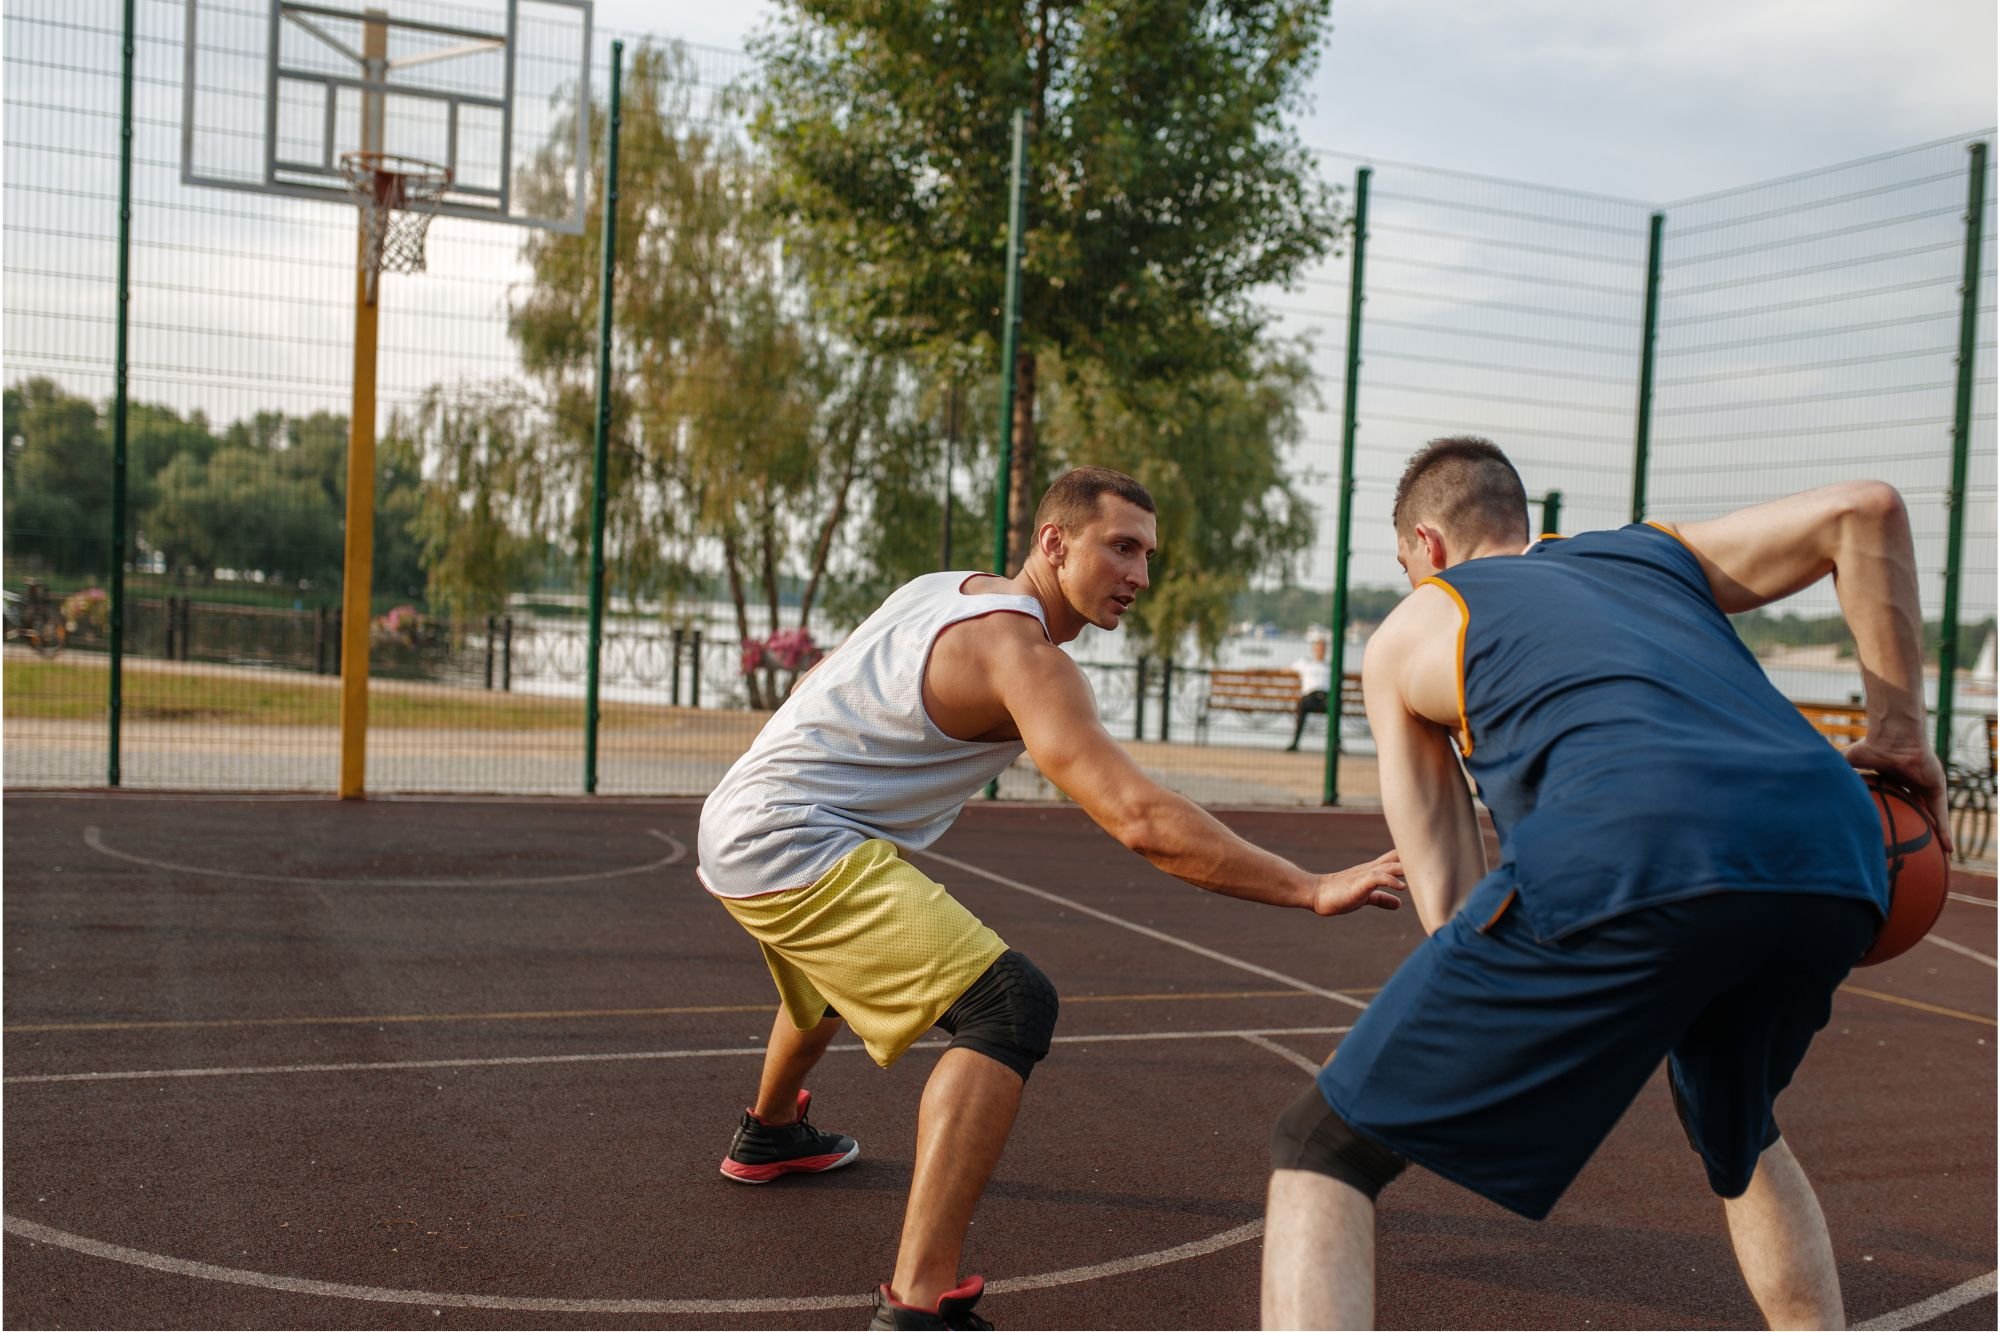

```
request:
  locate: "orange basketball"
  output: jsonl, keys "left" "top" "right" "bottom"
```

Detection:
{"left": 1856, "top": 774, "right": 1949, "bottom": 966}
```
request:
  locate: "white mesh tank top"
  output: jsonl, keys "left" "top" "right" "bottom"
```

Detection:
{"left": 696, "top": 571, "right": 1050, "bottom": 897}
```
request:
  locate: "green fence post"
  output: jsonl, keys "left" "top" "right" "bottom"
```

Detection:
{"left": 986, "top": 109, "right": 1028, "bottom": 800}
{"left": 1324, "top": 166, "right": 1371, "bottom": 806}
{"left": 991, "top": 109, "right": 1028, "bottom": 577}
{"left": 1631, "top": 212, "right": 1664, "bottom": 524}
{"left": 1540, "top": 489, "right": 1563, "bottom": 537}
{"left": 584, "top": 41, "right": 623, "bottom": 795}
{"left": 1936, "top": 140, "right": 1988, "bottom": 764}
{"left": 108, "top": 0, "right": 137, "bottom": 787}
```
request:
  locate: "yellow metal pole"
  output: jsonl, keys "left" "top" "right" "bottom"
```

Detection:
{"left": 337, "top": 13, "right": 387, "bottom": 799}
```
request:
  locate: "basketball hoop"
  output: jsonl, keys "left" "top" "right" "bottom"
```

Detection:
{"left": 339, "top": 150, "right": 452, "bottom": 297}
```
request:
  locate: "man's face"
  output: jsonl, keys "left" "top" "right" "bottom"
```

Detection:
{"left": 1058, "top": 496, "right": 1157, "bottom": 631}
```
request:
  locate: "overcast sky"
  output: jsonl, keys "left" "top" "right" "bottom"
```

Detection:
{"left": 589, "top": 0, "right": 1996, "bottom": 202}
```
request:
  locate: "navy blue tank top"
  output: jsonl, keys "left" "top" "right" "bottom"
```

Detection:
{"left": 1430, "top": 523, "right": 1887, "bottom": 941}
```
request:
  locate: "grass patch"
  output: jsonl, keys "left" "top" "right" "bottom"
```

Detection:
{"left": 3, "top": 659, "right": 680, "bottom": 730}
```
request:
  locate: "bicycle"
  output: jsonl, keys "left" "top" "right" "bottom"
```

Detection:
{"left": 3, "top": 581, "right": 68, "bottom": 657}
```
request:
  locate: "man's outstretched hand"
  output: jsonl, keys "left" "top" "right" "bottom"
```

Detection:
{"left": 1311, "top": 849, "right": 1408, "bottom": 916}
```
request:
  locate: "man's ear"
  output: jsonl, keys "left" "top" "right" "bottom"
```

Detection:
{"left": 1415, "top": 523, "right": 1449, "bottom": 573}
{"left": 1038, "top": 522, "right": 1067, "bottom": 566}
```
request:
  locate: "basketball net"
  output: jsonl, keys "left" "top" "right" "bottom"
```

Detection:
{"left": 339, "top": 151, "right": 452, "bottom": 301}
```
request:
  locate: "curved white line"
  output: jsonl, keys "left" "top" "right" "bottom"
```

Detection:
{"left": 1854, "top": 1269, "right": 1997, "bottom": 1329}
{"left": 81, "top": 825, "right": 686, "bottom": 887}
{"left": 1, "top": 1026, "right": 1327, "bottom": 1313}
{"left": 1, "top": 1213, "right": 1263, "bottom": 1315}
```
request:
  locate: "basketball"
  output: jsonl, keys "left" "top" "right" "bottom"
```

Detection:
{"left": 1856, "top": 774, "right": 1950, "bottom": 966}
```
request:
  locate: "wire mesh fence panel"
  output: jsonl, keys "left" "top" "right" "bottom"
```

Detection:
{"left": 1650, "top": 133, "right": 1998, "bottom": 770}
{"left": 8, "top": 0, "right": 604, "bottom": 793}
{"left": 1340, "top": 157, "right": 1655, "bottom": 569}
{"left": 1212, "top": 155, "right": 1657, "bottom": 806}
{"left": 5, "top": 2, "right": 1992, "bottom": 804}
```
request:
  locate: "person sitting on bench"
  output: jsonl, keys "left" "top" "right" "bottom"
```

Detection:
{"left": 1285, "top": 632, "right": 1333, "bottom": 752}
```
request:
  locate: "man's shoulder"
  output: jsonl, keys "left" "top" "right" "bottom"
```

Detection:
{"left": 942, "top": 603, "right": 1060, "bottom": 657}
{"left": 1366, "top": 585, "right": 1459, "bottom": 666}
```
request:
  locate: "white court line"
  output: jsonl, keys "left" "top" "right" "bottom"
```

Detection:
{"left": 0, "top": 1212, "right": 1266, "bottom": 1316}
{"left": 81, "top": 825, "right": 686, "bottom": 888}
{"left": 1854, "top": 1269, "right": 1997, "bottom": 1330}
{"left": 916, "top": 848, "right": 1371, "bottom": 1011}
{"left": 1, "top": 1029, "right": 1316, "bottom": 1316}
{"left": 3, "top": 1026, "right": 1354, "bottom": 1085}
{"left": 1238, "top": 1033, "right": 1325, "bottom": 1075}
{"left": 1921, "top": 933, "right": 1997, "bottom": 967}
{"left": 1947, "top": 892, "right": 1995, "bottom": 907}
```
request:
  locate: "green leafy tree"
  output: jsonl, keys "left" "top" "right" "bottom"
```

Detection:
{"left": 4, "top": 378, "right": 111, "bottom": 574}
{"left": 400, "top": 384, "right": 561, "bottom": 619}
{"left": 510, "top": 42, "right": 919, "bottom": 704}
{"left": 751, "top": 0, "right": 1342, "bottom": 568}
{"left": 1045, "top": 343, "right": 1318, "bottom": 657}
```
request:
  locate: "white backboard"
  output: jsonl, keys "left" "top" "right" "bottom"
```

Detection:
{"left": 182, "top": 0, "right": 592, "bottom": 234}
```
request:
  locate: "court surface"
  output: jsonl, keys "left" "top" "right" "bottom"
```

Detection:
{"left": 4, "top": 793, "right": 1994, "bottom": 1330}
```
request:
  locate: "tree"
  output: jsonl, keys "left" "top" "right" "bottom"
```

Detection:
{"left": 137, "top": 406, "right": 421, "bottom": 600}
{"left": 1044, "top": 342, "right": 1318, "bottom": 656}
{"left": 400, "top": 384, "right": 562, "bottom": 619}
{"left": 752, "top": 0, "right": 1342, "bottom": 568}
{"left": 509, "top": 42, "right": 920, "bottom": 704}
{"left": 4, "top": 378, "right": 112, "bottom": 573}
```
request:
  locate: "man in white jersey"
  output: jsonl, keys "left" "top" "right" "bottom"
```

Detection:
{"left": 698, "top": 466, "right": 1405, "bottom": 1332}
{"left": 1283, "top": 631, "right": 1334, "bottom": 751}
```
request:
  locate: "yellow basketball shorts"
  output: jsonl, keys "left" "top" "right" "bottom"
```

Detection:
{"left": 716, "top": 838, "right": 1009, "bottom": 1068}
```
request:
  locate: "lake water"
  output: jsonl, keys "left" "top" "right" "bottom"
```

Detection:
{"left": 505, "top": 601, "right": 1998, "bottom": 768}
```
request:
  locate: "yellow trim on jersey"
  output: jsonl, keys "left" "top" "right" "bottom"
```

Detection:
{"left": 1420, "top": 576, "right": 1474, "bottom": 758}
{"left": 1643, "top": 519, "right": 1691, "bottom": 548}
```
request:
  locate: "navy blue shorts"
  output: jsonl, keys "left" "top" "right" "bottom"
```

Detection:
{"left": 1316, "top": 885, "right": 1878, "bottom": 1220}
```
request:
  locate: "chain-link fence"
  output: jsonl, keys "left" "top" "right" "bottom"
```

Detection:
{"left": 1650, "top": 135, "right": 1998, "bottom": 770}
{"left": 5, "top": 0, "right": 1994, "bottom": 808}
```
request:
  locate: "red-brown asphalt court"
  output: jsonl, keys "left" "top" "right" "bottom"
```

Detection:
{"left": 3, "top": 794, "right": 1994, "bottom": 1329}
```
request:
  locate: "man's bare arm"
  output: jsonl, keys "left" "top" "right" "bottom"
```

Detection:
{"left": 1363, "top": 603, "right": 1487, "bottom": 932}
{"left": 1663, "top": 481, "right": 1947, "bottom": 844}
{"left": 994, "top": 636, "right": 1404, "bottom": 915}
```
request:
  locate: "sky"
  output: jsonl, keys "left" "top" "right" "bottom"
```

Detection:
{"left": 590, "top": 0, "right": 1998, "bottom": 203}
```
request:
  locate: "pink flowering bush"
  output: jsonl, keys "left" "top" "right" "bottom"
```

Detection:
{"left": 372, "top": 605, "right": 423, "bottom": 655}
{"left": 376, "top": 604, "right": 419, "bottom": 635}
{"left": 740, "top": 627, "right": 823, "bottom": 677}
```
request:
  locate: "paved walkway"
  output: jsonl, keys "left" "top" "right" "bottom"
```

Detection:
{"left": 3, "top": 717, "right": 1377, "bottom": 807}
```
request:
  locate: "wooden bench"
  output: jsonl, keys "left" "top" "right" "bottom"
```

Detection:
{"left": 1795, "top": 701, "right": 1867, "bottom": 747}
{"left": 1196, "top": 668, "right": 1364, "bottom": 742}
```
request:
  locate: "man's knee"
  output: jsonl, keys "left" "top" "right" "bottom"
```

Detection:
{"left": 935, "top": 950, "right": 1060, "bottom": 1082}
{"left": 1269, "top": 1083, "right": 1407, "bottom": 1201}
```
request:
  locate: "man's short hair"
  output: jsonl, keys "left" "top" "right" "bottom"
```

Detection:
{"left": 1392, "top": 436, "right": 1530, "bottom": 547}
{"left": 1034, "top": 466, "right": 1156, "bottom": 535}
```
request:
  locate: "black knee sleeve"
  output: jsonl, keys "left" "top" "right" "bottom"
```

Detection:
{"left": 1269, "top": 1083, "right": 1407, "bottom": 1200}
{"left": 934, "top": 950, "right": 1059, "bottom": 1082}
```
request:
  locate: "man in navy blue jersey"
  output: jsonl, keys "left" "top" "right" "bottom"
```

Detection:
{"left": 1261, "top": 436, "right": 1949, "bottom": 1330}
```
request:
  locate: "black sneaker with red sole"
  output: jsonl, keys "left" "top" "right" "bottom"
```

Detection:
{"left": 868, "top": 1275, "right": 993, "bottom": 1330}
{"left": 719, "top": 1089, "right": 859, "bottom": 1184}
